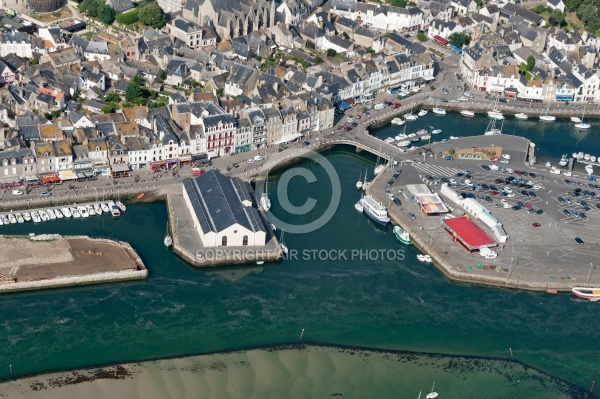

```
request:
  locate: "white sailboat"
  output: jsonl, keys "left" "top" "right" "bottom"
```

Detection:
{"left": 574, "top": 109, "right": 591, "bottom": 129}
{"left": 362, "top": 169, "right": 370, "bottom": 192}
{"left": 460, "top": 109, "right": 475, "bottom": 117}
{"left": 356, "top": 172, "right": 363, "bottom": 190}
{"left": 404, "top": 105, "right": 418, "bottom": 121}
{"left": 487, "top": 98, "right": 504, "bottom": 120}
{"left": 425, "top": 382, "right": 438, "bottom": 399}
{"left": 539, "top": 103, "right": 556, "bottom": 121}
{"left": 484, "top": 118, "right": 503, "bottom": 135}
{"left": 279, "top": 229, "right": 288, "bottom": 255}
{"left": 374, "top": 147, "right": 385, "bottom": 175}
{"left": 418, "top": 109, "right": 428, "bottom": 116}
{"left": 164, "top": 221, "right": 172, "bottom": 247}
{"left": 260, "top": 174, "right": 271, "bottom": 212}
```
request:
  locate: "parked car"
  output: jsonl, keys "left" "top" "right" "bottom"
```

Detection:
{"left": 532, "top": 222, "right": 541, "bottom": 227}
{"left": 445, "top": 156, "right": 454, "bottom": 161}
{"left": 535, "top": 209, "right": 543, "bottom": 215}
{"left": 393, "top": 197, "right": 402, "bottom": 206}
{"left": 408, "top": 212, "right": 416, "bottom": 220}
{"left": 39, "top": 191, "right": 52, "bottom": 197}
{"left": 575, "top": 237, "right": 584, "bottom": 245}
{"left": 11, "top": 189, "right": 23, "bottom": 196}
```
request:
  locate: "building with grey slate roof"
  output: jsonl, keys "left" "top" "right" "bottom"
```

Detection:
{"left": 182, "top": 170, "right": 267, "bottom": 248}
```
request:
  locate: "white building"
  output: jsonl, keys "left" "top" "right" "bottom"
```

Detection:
{"left": 182, "top": 170, "right": 268, "bottom": 248}
{"left": 0, "top": 31, "right": 32, "bottom": 58}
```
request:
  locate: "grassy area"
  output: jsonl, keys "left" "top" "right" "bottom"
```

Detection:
{"left": 31, "top": 6, "right": 72, "bottom": 22}
{"left": 82, "top": 31, "right": 94, "bottom": 40}
{"left": 566, "top": 12, "right": 584, "bottom": 29}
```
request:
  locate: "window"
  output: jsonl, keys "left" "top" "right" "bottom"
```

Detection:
{"left": 242, "top": 235, "right": 248, "bottom": 246}
{"left": 222, "top": 236, "right": 227, "bottom": 246}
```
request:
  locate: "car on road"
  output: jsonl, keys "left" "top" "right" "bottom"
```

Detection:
{"left": 557, "top": 196, "right": 565, "bottom": 203}
{"left": 536, "top": 209, "right": 543, "bottom": 215}
{"left": 490, "top": 157, "right": 499, "bottom": 162}
{"left": 532, "top": 222, "right": 541, "bottom": 228}
{"left": 347, "top": 118, "right": 355, "bottom": 123}
{"left": 575, "top": 237, "right": 585, "bottom": 245}
{"left": 451, "top": 99, "right": 460, "bottom": 104}
{"left": 563, "top": 171, "right": 572, "bottom": 177}
{"left": 39, "top": 191, "right": 52, "bottom": 197}
{"left": 247, "top": 159, "right": 254, "bottom": 164}
{"left": 597, "top": 203, "right": 600, "bottom": 209}
{"left": 351, "top": 122, "right": 358, "bottom": 127}
{"left": 439, "top": 98, "right": 448, "bottom": 103}
{"left": 571, "top": 210, "right": 579, "bottom": 218}
{"left": 572, "top": 104, "right": 580, "bottom": 108}
{"left": 525, "top": 203, "right": 533, "bottom": 210}
{"left": 445, "top": 156, "right": 454, "bottom": 161}
{"left": 408, "top": 212, "right": 416, "bottom": 220}
{"left": 502, "top": 187, "right": 512, "bottom": 194}
{"left": 303, "top": 141, "right": 311, "bottom": 146}
{"left": 254, "top": 155, "right": 264, "bottom": 161}
{"left": 393, "top": 197, "right": 402, "bottom": 206}
{"left": 489, "top": 190, "right": 499, "bottom": 195}
{"left": 500, "top": 159, "right": 510, "bottom": 164}
{"left": 581, "top": 200, "right": 588, "bottom": 207}
{"left": 386, "top": 179, "right": 394, "bottom": 187}
{"left": 481, "top": 165, "right": 490, "bottom": 171}
{"left": 11, "top": 189, "right": 23, "bottom": 195}
{"left": 529, "top": 191, "right": 536, "bottom": 197}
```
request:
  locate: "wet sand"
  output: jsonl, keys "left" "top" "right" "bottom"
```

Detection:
{"left": 0, "top": 344, "right": 582, "bottom": 399}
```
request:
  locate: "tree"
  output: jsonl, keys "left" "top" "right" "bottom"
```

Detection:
{"left": 306, "top": 39, "right": 315, "bottom": 49}
{"left": 30, "top": 57, "right": 39, "bottom": 65}
{"left": 115, "top": 8, "right": 139, "bottom": 25}
{"left": 138, "top": 3, "right": 166, "bottom": 28}
{"left": 98, "top": 4, "right": 115, "bottom": 25}
{"left": 160, "top": 70, "right": 167, "bottom": 81}
{"left": 564, "top": 0, "right": 582, "bottom": 11}
{"left": 530, "top": 4, "right": 548, "bottom": 14}
{"left": 104, "top": 92, "right": 121, "bottom": 103}
{"left": 326, "top": 49, "right": 337, "bottom": 57}
{"left": 365, "top": 47, "right": 375, "bottom": 53}
{"left": 526, "top": 55, "right": 535, "bottom": 71}
{"left": 101, "top": 104, "right": 116, "bottom": 113}
{"left": 216, "top": 88, "right": 224, "bottom": 97}
{"left": 448, "top": 32, "right": 468, "bottom": 47}
{"left": 342, "top": 32, "right": 350, "bottom": 40}
{"left": 448, "top": 148, "right": 455, "bottom": 155}
{"left": 549, "top": 9, "right": 565, "bottom": 27}
{"left": 388, "top": 0, "right": 407, "bottom": 6}
{"left": 416, "top": 32, "right": 428, "bottom": 41}
{"left": 125, "top": 80, "right": 143, "bottom": 102}
{"left": 313, "top": 55, "right": 323, "bottom": 64}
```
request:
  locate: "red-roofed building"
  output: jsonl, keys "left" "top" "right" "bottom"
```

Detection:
{"left": 442, "top": 216, "right": 497, "bottom": 252}
{"left": 433, "top": 35, "right": 449, "bottom": 46}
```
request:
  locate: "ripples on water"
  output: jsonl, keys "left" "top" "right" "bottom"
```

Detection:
{"left": 0, "top": 147, "right": 598, "bottom": 397}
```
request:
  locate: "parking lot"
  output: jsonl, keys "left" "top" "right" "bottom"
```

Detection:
{"left": 371, "top": 134, "right": 600, "bottom": 285}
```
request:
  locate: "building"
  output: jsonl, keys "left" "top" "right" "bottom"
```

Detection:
{"left": 167, "top": 17, "right": 206, "bottom": 49}
{"left": 182, "top": 170, "right": 267, "bottom": 248}
{"left": 0, "top": 147, "right": 36, "bottom": 184}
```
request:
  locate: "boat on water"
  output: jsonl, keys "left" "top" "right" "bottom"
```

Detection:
{"left": 22, "top": 212, "right": 31, "bottom": 222}
{"left": 391, "top": 117, "right": 404, "bottom": 125}
{"left": 416, "top": 129, "right": 428, "bottom": 135}
{"left": 585, "top": 164, "right": 594, "bottom": 175}
{"left": 86, "top": 205, "right": 96, "bottom": 216}
{"left": 54, "top": 209, "right": 63, "bottom": 219}
{"left": 418, "top": 109, "right": 428, "bottom": 117}
{"left": 374, "top": 164, "right": 385, "bottom": 175}
{"left": 16, "top": 213, "right": 24, "bottom": 223}
{"left": 487, "top": 110, "right": 504, "bottom": 120}
{"left": 46, "top": 209, "right": 56, "bottom": 220}
{"left": 572, "top": 287, "right": 600, "bottom": 301}
{"left": 384, "top": 137, "right": 395, "bottom": 144}
{"left": 515, "top": 113, "right": 528, "bottom": 120}
{"left": 94, "top": 204, "right": 102, "bottom": 215}
{"left": 354, "top": 200, "right": 363, "bottom": 212}
{"left": 31, "top": 212, "right": 41, "bottom": 223}
{"left": 356, "top": 172, "right": 363, "bottom": 190}
{"left": 484, "top": 118, "right": 503, "bottom": 136}
{"left": 61, "top": 207, "right": 72, "bottom": 218}
{"left": 38, "top": 210, "right": 49, "bottom": 222}
{"left": 571, "top": 116, "right": 582, "bottom": 123}
{"left": 108, "top": 201, "right": 120, "bottom": 218}
{"left": 78, "top": 206, "right": 89, "bottom": 218}
{"left": 460, "top": 110, "right": 475, "bottom": 118}
{"left": 116, "top": 201, "right": 126, "bottom": 212}
{"left": 425, "top": 382, "right": 438, "bottom": 399}
{"left": 574, "top": 109, "right": 591, "bottom": 129}
{"left": 279, "top": 229, "right": 288, "bottom": 255}
{"left": 393, "top": 225, "right": 411, "bottom": 244}
{"left": 417, "top": 254, "right": 432, "bottom": 263}
{"left": 164, "top": 222, "right": 172, "bottom": 248}
{"left": 431, "top": 129, "right": 442, "bottom": 134}
{"left": 546, "top": 289, "right": 558, "bottom": 294}
{"left": 584, "top": 154, "right": 591, "bottom": 161}
{"left": 592, "top": 156, "right": 598, "bottom": 162}
{"left": 540, "top": 103, "right": 556, "bottom": 121}
{"left": 397, "top": 140, "right": 411, "bottom": 147}
{"left": 432, "top": 107, "right": 446, "bottom": 115}
{"left": 449, "top": 136, "right": 458, "bottom": 140}
{"left": 404, "top": 113, "right": 418, "bottom": 121}
{"left": 101, "top": 203, "right": 110, "bottom": 213}
{"left": 359, "top": 196, "right": 390, "bottom": 225}
{"left": 420, "top": 135, "right": 431, "bottom": 140}
{"left": 70, "top": 207, "right": 80, "bottom": 218}
{"left": 559, "top": 154, "right": 569, "bottom": 167}
{"left": 260, "top": 175, "right": 271, "bottom": 212}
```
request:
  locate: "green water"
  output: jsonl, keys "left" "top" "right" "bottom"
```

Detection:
{"left": 0, "top": 146, "right": 597, "bottom": 396}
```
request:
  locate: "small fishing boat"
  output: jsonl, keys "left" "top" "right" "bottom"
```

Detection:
{"left": 432, "top": 107, "right": 446, "bottom": 115}
{"left": 397, "top": 140, "right": 411, "bottom": 147}
{"left": 136, "top": 193, "right": 145, "bottom": 199}
{"left": 22, "top": 212, "right": 31, "bottom": 222}
{"left": 108, "top": 201, "right": 120, "bottom": 218}
{"left": 38, "top": 210, "right": 49, "bottom": 222}
{"left": 417, "top": 254, "right": 432, "bottom": 263}
{"left": 46, "top": 209, "right": 56, "bottom": 220}
{"left": 384, "top": 137, "right": 395, "bottom": 144}
{"left": 431, "top": 129, "right": 442, "bottom": 134}
{"left": 391, "top": 117, "right": 405, "bottom": 125}
{"left": 546, "top": 289, "right": 558, "bottom": 294}
{"left": 420, "top": 135, "right": 431, "bottom": 140}
{"left": 418, "top": 109, "right": 428, "bottom": 117}
{"left": 54, "top": 209, "right": 63, "bottom": 219}
{"left": 101, "top": 203, "right": 110, "bottom": 213}
{"left": 78, "top": 206, "right": 89, "bottom": 218}
{"left": 164, "top": 222, "right": 172, "bottom": 248}
{"left": 460, "top": 110, "right": 475, "bottom": 117}
{"left": 515, "top": 113, "right": 528, "bottom": 120}
{"left": 116, "top": 201, "right": 126, "bottom": 212}
{"left": 449, "top": 136, "right": 458, "bottom": 140}
{"left": 393, "top": 225, "right": 411, "bottom": 244}
{"left": 354, "top": 201, "right": 363, "bottom": 212}
{"left": 416, "top": 129, "right": 428, "bottom": 135}
{"left": 572, "top": 287, "right": 600, "bottom": 301}
{"left": 15, "top": 213, "right": 24, "bottom": 223}
{"left": 86, "top": 204, "right": 96, "bottom": 216}
{"left": 71, "top": 208, "right": 81, "bottom": 218}
{"left": 31, "top": 212, "right": 41, "bottom": 223}
{"left": 571, "top": 116, "right": 582, "bottom": 123}
{"left": 94, "top": 204, "right": 102, "bottom": 215}
{"left": 61, "top": 207, "right": 72, "bottom": 218}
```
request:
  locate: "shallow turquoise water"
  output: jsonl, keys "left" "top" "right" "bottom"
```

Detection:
{"left": 0, "top": 146, "right": 597, "bottom": 396}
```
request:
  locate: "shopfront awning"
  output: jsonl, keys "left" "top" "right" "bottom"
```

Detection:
{"left": 111, "top": 163, "right": 130, "bottom": 173}
{"left": 423, "top": 75, "right": 435, "bottom": 81}
{"left": 58, "top": 170, "right": 77, "bottom": 181}
{"left": 338, "top": 102, "right": 350, "bottom": 110}
{"left": 556, "top": 95, "right": 573, "bottom": 101}
{"left": 275, "top": 133, "right": 303, "bottom": 145}
{"left": 433, "top": 35, "right": 448, "bottom": 45}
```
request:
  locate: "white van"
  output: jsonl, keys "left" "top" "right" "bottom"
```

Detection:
{"left": 479, "top": 247, "right": 498, "bottom": 259}
{"left": 489, "top": 164, "right": 499, "bottom": 171}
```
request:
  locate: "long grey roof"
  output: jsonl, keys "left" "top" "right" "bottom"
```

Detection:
{"left": 183, "top": 170, "right": 266, "bottom": 234}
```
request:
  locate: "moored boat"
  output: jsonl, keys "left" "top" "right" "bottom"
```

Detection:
{"left": 420, "top": 135, "right": 431, "bottom": 140}
{"left": 384, "top": 137, "right": 395, "bottom": 144}
{"left": 514, "top": 113, "right": 528, "bottom": 120}
{"left": 100, "top": 203, "right": 110, "bottom": 213}
{"left": 71, "top": 207, "right": 81, "bottom": 218}
{"left": 86, "top": 204, "right": 96, "bottom": 216}
{"left": 54, "top": 209, "right": 63, "bottom": 219}
{"left": 460, "top": 110, "right": 475, "bottom": 118}
{"left": 354, "top": 201, "right": 363, "bottom": 212}
{"left": 46, "top": 209, "right": 56, "bottom": 220}
{"left": 393, "top": 225, "right": 411, "bottom": 244}
{"left": 397, "top": 140, "right": 411, "bottom": 147}
{"left": 575, "top": 121, "right": 591, "bottom": 129}
{"left": 418, "top": 109, "right": 428, "bottom": 117}
{"left": 38, "top": 210, "right": 49, "bottom": 222}
{"left": 16, "top": 213, "right": 24, "bottom": 223}
{"left": 432, "top": 107, "right": 446, "bottom": 115}
{"left": 571, "top": 116, "right": 582, "bottom": 123}
{"left": 94, "top": 204, "right": 102, "bottom": 215}
{"left": 31, "top": 212, "right": 41, "bottom": 223}
{"left": 572, "top": 287, "right": 600, "bottom": 301}
{"left": 417, "top": 254, "right": 432, "bottom": 263}
{"left": 540, "top": 103, "right": 556, "bottom": 121}
{"left": 61, "top": 207, "right": 72, "bottom": 218}
{"left": 559, "top": 154, "right": 568, "bottom": 167}
{"left": 108, "top": 201, "right": 120, "bottom": 218}
{"left": 136, "top": 193, "right": 145, "bottom": 199}
{"left": 431, "top": 129, "right": 442, "bottom": 134}
{"left": 8, "top": 214, "right": 16, "bottom": 224}
{"left": 487, "top": 111, "right": 504, "bottom": 120}
{"left": 22, "top": 212, "right": 31, "bottom": 222}
{"left": 116, "top": 201, "right": 126, "bottom": 212}
{"left": 404, "top": 113, "right": 418, "bottom": 121}
{"left": 78, "top": 206, "right": 89, "bottom": 218}
{"left": 391, "top": 117, "right": 405, "bottom": 125}
{"left": 359, "top": 196, "right": 390, "bottom": 225}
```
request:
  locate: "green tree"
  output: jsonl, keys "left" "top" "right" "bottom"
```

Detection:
{"left": 526, "top": 55, "right": 535, "bottom": 71}
{"left": 387, "top": 0, "right": 407, "bottom": 6}
{"left": 138, "top": 3, "right": 166, "bottom": 28}
{"left": 530, "top": 4, "right": 548, "bottom": 14}
{"left": 115, "top": 8, "right": 139, "bottom": 25}
{"left": 564, "top": 0, "right": 582, "bottom": 11}
{"left": 416, "top": 32, "right": 428, "bottom": 41}
{"left": 98, "top": 4, "right": 115, "bottom": 25}
{"left": 125, "top": 80, "right": 143, "bottom": 102}
{"left": 104, "top": 92, "right": 121, "bottom": 103}
{"left": 160, "top": 69, "right": 167, "bottom": 81}
{"left": 102, "top": 104, "right": 116, "bottom": 113}
{"left": 313, "top": 55, "right": 323, "bottom": 64}
{"left": 549, "top": 9, "right": 565, "bottom": 26}
{"left": 342, "top": 32, "right": 350, "bottom": 40}
{"left": 365, "top": 47, "right": 375, "bottom": 53}
{"left": 216, "top": 88, "right": 224, "bottom": 97}
{"left": 448, "top": 32, "right": 468, "bottom": 47}
{"left": 306, "top": 39, "right": 315, "bottom": 49}
{"left": 326, "top": 49, "right": 337, "bottom": 57}
{"left": 30, "top": 57, "right": 39, "bottom": 65}
{"left": 448, "top": 148, "right": 455, "bottom": 155}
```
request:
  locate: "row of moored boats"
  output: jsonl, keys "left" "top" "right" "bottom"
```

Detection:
{"left": 0, "top": 201, "right": 125, "bottom": 226}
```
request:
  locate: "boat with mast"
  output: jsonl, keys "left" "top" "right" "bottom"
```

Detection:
{"left": 279, "top": 229, "right": 288, "bottom": 255}
{"left": 374, "top": 146, "right": 385, "bottom": 175}
{"left": 164, "top": 221, "right": 172, "bottom": 247}
{"left": 574, "top": 108, "right": 591, "bottom": 129}
{"left": 260, "top": 174, "right": 271, "bottom": 212}
{"left": 418, "top": 109, "right": 428, "bottom": 116}
{"left": 404, "top": 105, "right": 418, "bottom": 121}
{"left": 356, "top": 172, "right": 363, "bottom": 190}
{"left": 540, "top": 103, "right": 556, "bottom": 121}
{"left": 425, "top": 382, "right": 438, "bottom": 399}
{"left": 484, "top": 118, "right": 503, "bottom": 135}
{"left": 487, "top": 98, "right": 504, "bottom": 120}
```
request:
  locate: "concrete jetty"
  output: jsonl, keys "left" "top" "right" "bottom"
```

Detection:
{"left": 0, "top": 235, "right": 147, "bottom": 294}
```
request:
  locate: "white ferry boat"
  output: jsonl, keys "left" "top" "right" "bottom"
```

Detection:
{"left": 359, "top": 196, "right": 390, "bottom": 225}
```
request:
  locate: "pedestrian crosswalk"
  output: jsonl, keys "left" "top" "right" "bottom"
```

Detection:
{"left": 412, "top": 163, "right": 462, "bottom": 176}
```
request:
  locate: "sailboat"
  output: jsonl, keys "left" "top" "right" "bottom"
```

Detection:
{"left": 279, "top": 229, "right": 288, "bottom": 255}
{"left": 164, "top": 221, "right": 173, "bottom": 247}
{"left": 356, "top": 172, "right": 363, "bottom": 190}
{"left": 484, "top": 118, "right": 503, "bottom": 135}
{"left": 425, "top": 382, "right": 439, "bottom": 399}
{"left": 374, "top": 147, "right": 385, "bottom": 175}
{"left": 260, "top": 174, "right": 271, "bottom": 212}
{"left": 574, "top": 109, "right": 591, "bottom": 129}
{"left": 487, "top": 98, "right": 504, "bottom": 120}
{"left": 404, "top": 105, "right": 418, "bottom": 121}
{"left": 362, "top": 169, "right": 370, "bottom": 192}
{"left": 539, "top": 103, "right": 556, "bottom": 121}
